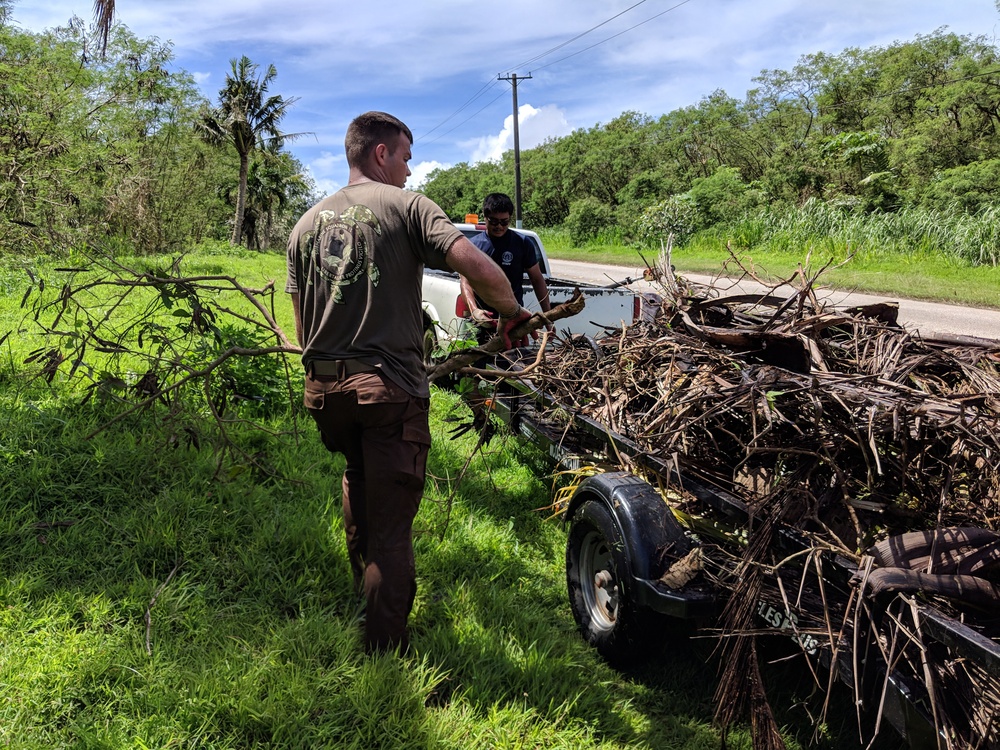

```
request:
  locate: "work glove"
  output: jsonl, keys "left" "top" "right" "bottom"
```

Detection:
{"left": 498, "top": 306, "right": 535, "bottom": 349}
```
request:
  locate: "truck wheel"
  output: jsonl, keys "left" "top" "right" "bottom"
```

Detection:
{"left": 566, "top": 499, "right": 652, "bottom": 665}
{"left": 422, "top": 323, "right": 438, "bottom": 366}
{"left": 424, "top": 321, "right": 462, "bottom": 391}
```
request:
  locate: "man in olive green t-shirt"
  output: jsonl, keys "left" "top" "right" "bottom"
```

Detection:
{"left": 286, "top": 111, "right": 530, "bottom": 654}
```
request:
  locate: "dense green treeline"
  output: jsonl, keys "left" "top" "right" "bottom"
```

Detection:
{"left": 0, "top": 1, "right": 314, "bottom": 257}
{"left": 422, "top": 28, "right": 1000, "bottom": 266}
{"left": 7, "top": 5, "right": 1000, "bottom": 267}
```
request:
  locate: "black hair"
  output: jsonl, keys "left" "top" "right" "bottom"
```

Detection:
{"left": 482, "top": 192, "right": 514, "bottom": 216}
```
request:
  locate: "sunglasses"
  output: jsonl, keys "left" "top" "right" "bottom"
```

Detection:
{"left": 486, "top": 216, "right": 510, "bottom": 227}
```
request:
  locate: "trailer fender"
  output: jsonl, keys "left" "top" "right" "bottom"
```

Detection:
{"left": 564, "top": 471, "right": 709, "bottom": 663}
{"left": 565, "top": 471, "right": 692, "bottom": 581}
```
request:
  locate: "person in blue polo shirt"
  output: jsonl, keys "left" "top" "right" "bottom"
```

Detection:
{"left": 460, "top": 192, "right": 551, "bottom": 334}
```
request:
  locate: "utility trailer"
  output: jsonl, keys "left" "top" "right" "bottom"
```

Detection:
{"left": 478, "top": 357, "right": 1000, "bottom": 750}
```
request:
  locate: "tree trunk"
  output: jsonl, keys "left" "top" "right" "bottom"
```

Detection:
{"left": 231, "top": 151, "right": 249, "bottom": 245}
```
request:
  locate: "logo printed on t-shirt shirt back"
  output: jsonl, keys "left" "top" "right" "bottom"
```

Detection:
{"left": 311, "top": 204, "right": 382, "bottom": 303}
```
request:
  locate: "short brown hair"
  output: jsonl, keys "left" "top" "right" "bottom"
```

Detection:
{"left": 345, "top": 112, "right": 413, "bottom": 168}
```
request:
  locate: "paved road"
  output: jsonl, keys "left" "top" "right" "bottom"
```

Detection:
{"left": 549, "top": 258, "right": 1000, "bottom": 342}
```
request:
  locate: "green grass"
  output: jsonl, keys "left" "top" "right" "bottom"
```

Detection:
{"left": 0, "top": 246, "right": 908, "bottom": 749}
{"left": 0, "top": 388, "right": 731, "bottom": 749}
{"left": 1, "top": 388, "right": 894, "bottom": 749}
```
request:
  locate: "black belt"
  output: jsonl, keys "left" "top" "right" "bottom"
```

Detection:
{"left": 307, "top": 359, "right": 378, "bottom": 377}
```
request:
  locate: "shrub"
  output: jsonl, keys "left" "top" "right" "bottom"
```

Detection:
{"left": 565, "top": 197, "right": 616, "bottom": 246}
{"left": 919, "top": 159, "right": 1000, "bottom": 214}
{"left": 635, "top": 195, "right": 699, "bottom": 247}
{"left": 688, "top": 166, "right": 751, "bottom": 226}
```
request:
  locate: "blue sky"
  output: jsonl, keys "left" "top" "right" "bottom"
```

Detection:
{"left": 10, "top": 0, "right": 1000, "bottom": 196}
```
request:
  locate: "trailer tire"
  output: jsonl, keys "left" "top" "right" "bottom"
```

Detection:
{"left": 566, "top": 499, "right": 654, "bottom": 665}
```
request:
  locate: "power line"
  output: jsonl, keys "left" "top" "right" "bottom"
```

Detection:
{"left": 509, "top": 0, "right": 652, "bottom": 71}
{"left": 531, "top": 0, "right": 696, "bottom": 74}
{"left": 419, "top": 88, "right": 510, "bottom": 147}
{"left": 418, "top": 0, "right": 685, "bottom": 145}
{"left": 415, "top": 80, "right": 502, "bottom": 143}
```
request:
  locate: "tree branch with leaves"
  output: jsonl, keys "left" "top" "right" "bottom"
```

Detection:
{"left": 16, "top": 249, "right": 303, "bottom": 468}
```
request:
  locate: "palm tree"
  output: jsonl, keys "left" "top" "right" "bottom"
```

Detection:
{"left": 201, "top": 56, "right": 300, "bottom": 246}
{"left": 90, "top": 6, "right": 305, "bottom": 246}
{"left": 236, "top": 149, "right": 308, "bottom": 250}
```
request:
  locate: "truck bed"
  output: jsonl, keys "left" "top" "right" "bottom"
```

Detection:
{"left": 422, "top": 267, "right": 650, "bottom": 343}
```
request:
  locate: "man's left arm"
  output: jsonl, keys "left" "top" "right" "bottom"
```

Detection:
{"left": 526, "top": 265, "right": 551, "bottom": 314}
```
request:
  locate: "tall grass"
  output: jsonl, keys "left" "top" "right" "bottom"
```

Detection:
{"left": 539, "top": 203, "right": 1000, "bottom": 308}
{"left": 720, "top": 201, "right": 1000, "bottom": 266}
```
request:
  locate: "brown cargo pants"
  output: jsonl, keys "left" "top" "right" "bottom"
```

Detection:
{"left": 304, "top": 368, "right": 431, "bottom": 653}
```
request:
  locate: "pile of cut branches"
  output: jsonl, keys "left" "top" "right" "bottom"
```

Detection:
{"left": 518, "top": 263, "right": 1000, "bottom": 749}
{"left": 533, "top": 281, "right": 1000, "bottom": 552}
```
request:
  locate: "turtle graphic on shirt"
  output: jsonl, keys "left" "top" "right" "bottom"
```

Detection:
{"left": 309, "top": 204, "right": 382, "bottom": 303}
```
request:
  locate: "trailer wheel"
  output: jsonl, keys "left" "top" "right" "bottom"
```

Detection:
{"left": 567, "top": 499, "right": 651, "bottom": 665}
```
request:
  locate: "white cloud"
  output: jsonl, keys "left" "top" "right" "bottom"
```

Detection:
{"left": 467, "top": 104, "right": 573, "bottom": 164}
{"left": 304, "top": 151, "right": 345, "bottom": 199}
{"left": 309, "top": 150, "right": 344, "bottom": 176}
{"left": 192, "top": 71, "right": 212, "bottom": 86}
{"left": 407, "top": 161, "right": 448, "bottom": 191}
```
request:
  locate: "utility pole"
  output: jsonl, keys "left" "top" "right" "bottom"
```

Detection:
{"left": 499, "top": 72, "right": 531, "bottom": 228}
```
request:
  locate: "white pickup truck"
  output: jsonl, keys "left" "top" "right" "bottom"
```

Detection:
{"left": 421, "top": 223, "right": 656, "bottom": 355}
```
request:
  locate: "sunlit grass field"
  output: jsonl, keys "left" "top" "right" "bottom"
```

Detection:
{"left": 0, "top": 244, "right": 909, "bottom": 749}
